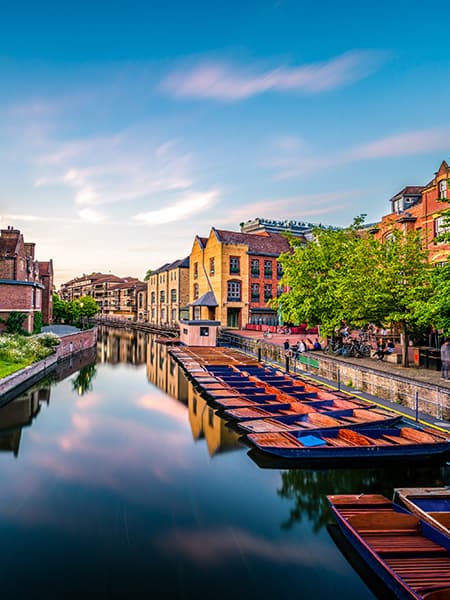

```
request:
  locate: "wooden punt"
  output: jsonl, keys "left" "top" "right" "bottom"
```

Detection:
{"left": 247, "top": 425, "right": 450, "bottom": 460}
{"left": 224, "top": 397, "right": 369, "bottom": 420}
{"left": 327, "top": 493, "right": 450, "bottom": 599}
{"left": 237, "top": 407, "right": 400, "bottom": 434}
{"left": 393, "top": 488, "right": 450, "bottom": 538}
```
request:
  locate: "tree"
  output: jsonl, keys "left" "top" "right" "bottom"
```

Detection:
{"left": 273, "top": 217, "right": 366, "bottom": 337}
{"left": 144, "top": 269, "right": 153, "bottom": 281}
{"left": 0, "top": 312, "right": 28, "bottom": 334}
{"left": 275, "top": 218, "right": 433, "bottom": 367}
{"left": 52, "top": 293, "right": 70, "bottom": 323}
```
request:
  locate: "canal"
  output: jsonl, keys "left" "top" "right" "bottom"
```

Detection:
{"left": 0, "top": 327, "right": 448, "bottom": 599}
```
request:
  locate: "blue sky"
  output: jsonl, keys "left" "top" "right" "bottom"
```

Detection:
{"left": 1, "top": 0, "right": 449, "bottom": 285}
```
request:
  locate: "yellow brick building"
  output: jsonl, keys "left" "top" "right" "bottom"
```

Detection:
{"left": 147, "top": 257, "right": 190, "bottom": 326}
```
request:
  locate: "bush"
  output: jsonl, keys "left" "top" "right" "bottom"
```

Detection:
{"left": 0, "top": 312, "right": 28, "bottom": 334}
{"left": 33, "top": 312, "right": 43, "bottom": 334}
{"left": 39, "top": 334, "right": 60, "bottom": 348}
{"left": 0, "top": 334, "right": 57, "bottom": 365}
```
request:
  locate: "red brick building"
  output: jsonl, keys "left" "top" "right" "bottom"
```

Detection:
{"left": 375, "top": 160, "right": 450, "bottom": 264}
{"left": 0, "top": 227, "right": 54, "bottom": 333}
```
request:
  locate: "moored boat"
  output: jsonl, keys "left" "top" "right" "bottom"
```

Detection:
{"left": 393, "top": 488, "right": 450, "bottom": 538}
{"left": 327, "top": 493, "right": 450, "bottom": 599}
{"left": 236, "top": 407, "right": 400, "bottom": 433}
{"left": 247, "top": 424, "right": 450, "bottom": 460}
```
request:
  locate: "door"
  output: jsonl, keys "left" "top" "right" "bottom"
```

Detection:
{"left": 227, "top": 308, "right": 241, "bottom": 328}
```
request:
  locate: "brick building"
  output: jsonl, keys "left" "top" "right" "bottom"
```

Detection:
{"left": 0, "top": 226, "right": 54, "bottom": 333}
{"left": 59, "top": 273, "right": 147, "bottom": 320}
{"left": 188, "top": 228, "right": 291, "bottom": 328}
{"left": 147, "top": 257, "right": 190, "bottom": 326}
{"left": 375, "top": 160, "right": 450, "bottom": 264}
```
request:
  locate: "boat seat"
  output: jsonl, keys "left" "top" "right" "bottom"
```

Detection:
{"left": 347, "top": 512, "right": 420, "bottom": 534}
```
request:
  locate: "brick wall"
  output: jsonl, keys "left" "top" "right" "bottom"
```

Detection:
{"left": 56, "top": 328, "right": 98, "bottom": 359}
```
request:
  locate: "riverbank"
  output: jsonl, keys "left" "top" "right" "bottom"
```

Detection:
{"left": 0, "top": 326, "right": 97, "bottom": 400}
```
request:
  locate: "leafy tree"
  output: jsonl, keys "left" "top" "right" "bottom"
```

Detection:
{"left": 73, "top": 295, "right": 99, "bottom": 319}
{"left": 144, "top": 269, "right": 153, "bottom": 282}
{"left": 0, "top": 312, "right": 28, "bottom": 334}
{"left": 414, "top": 263, "right": 450, "bottom": 336}
{"left": 52, "top": 293, "right": 70, "bottom": 323}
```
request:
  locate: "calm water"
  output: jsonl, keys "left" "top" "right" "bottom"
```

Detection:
{"left": 0, "top": 327, "right": 448, "bottom": 600}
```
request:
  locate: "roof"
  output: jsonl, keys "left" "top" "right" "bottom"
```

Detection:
{"left": 151, "top": 256, "right": 190, "bottom": 274}
{"left": 190, "top": 291, "right": 218, "bottom": 307}
{"left": 390, "top": 186, "right": 424, "bottom": 201}
{"left": 37, "top": 261, "right": 53, "bottom": 276}
{"left": 213, "top": 228, "right": 291, "bottom": 256}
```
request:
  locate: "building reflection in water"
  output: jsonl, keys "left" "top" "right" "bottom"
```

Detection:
{"left": 97, "top": 326, "right": 148, "bottom": 365}
{"left": 0, "top": 384, "right": 49, "bottom": 457}
{"left": 188, "top": 385, "right": 242, "bottom": 457}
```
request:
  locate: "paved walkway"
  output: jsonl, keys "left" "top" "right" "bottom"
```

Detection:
{"left": 42, "top": 325, "right": 80, "bottom": 336}
{"left": 233, "top": 329, "right": 450, "bottom": 391}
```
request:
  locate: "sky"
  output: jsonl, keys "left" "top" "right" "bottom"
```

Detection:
{"left": 1, "top": 0, "right": 449, "bottom": 286}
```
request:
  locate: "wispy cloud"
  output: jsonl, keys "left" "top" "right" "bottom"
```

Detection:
{"left": 161, "top": 51, "right": 385, "bottom": 101}
{"left": 133, "top": 189, "right": 219, "bottom": 225}
{"left": 270, "top": 127, "right": 450, "bottom": 179}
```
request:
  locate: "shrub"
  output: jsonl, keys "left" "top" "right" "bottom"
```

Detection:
{"left": 0, "top": 334, "right": 57, "bottom": 365}
{"left": 33, "top": 312, "right": 43, "bottom": 334}
{"left": 0, "top": 312, "right": 28, "bottom": 334}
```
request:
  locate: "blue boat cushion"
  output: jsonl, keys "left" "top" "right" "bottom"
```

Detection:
{"left": 297, "top": 434, "right": 327, "bottom": 447}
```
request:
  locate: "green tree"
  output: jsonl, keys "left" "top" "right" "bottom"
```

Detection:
{"left": 144, "top": 269, "right": 153, "bottom": 281}
{"left": 52, "top": 293, "right": 70, "bottom": 323}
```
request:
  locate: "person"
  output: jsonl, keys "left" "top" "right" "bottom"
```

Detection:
{"left": 313, "top": 337, "right": 322, "bottom": 351}
{"left": 298, "top": 340, "right": 306, "bottom": 353}
{"left": 386, "top": 339, "right": 395, "bottom": 354}
{"left": 441, "top": 337, "right": 450, "bottom": 380}
{"left": 283, "top": 339, "right": 290, "bottom": 355}
{"left": 375, "top": 338, "right": 386, "bottom": 360}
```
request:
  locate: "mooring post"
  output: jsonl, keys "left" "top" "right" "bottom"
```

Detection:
{"left": 337, "top": 367, "right": 341, "bottom": 391}
{"left": 257, "top": 347, "right": 262, "bottom": 363}
{"left": 285, "top": 356, "right": 290, "bottom": 373}
{"left": 415, "top": 391, "right": 419, "bottom": 422}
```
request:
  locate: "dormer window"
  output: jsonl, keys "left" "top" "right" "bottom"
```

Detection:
{"left": 439, "top": 180, "right": 447, "bottom": 200}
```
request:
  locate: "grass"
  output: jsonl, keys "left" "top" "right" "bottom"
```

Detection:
{"left": 0, "top": 360, "right": 28, "bottom": 378}
{"left": 0, "top": 333, "right": 60, "bottom": 380}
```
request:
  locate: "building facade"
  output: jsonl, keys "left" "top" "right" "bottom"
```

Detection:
{"left": 147, "top": 257, "right": 189, "bottom": 326}
{"left": 188, "top": 228, "right": 291, "bottom": 328}
{"left": 0, "top": 227, "right": 53, "bottom": 333}
{"left": 375, "top": 160, "right": 450, "bottom": 264}
{"left": 59, "top": 273, "right": 146, "bottom": 320}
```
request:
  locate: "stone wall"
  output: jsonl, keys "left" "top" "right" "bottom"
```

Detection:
{"left": 56, "top": 328, "right": 98, "bottom": 359}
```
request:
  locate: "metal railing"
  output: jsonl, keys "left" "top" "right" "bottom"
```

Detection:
{"left": 219, "top": 331, "right": 450, "bottom": 423}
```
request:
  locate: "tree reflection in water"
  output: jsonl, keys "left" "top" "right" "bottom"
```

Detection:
{"left": 277, "top": 464, "right": 450, "bottom": 532}
{"left": 71, "top": 364, "right": 98, "bottom": 396}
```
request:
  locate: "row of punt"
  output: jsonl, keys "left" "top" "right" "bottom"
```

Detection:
{"left": 169, "top": 347, "right": 450, "bottom": 462}
{"left": 328, "top": 488, "right": 450, "bottom": 599}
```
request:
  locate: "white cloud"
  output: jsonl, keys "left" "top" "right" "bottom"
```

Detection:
{"left": 161, "top": 51, "right": 385, "bottom": 101}
{"left": 269, "top": 127, "right": 450, "bottom": 179}
{"left": 133, "top": 189, "right": 219, "bottom": 225}
{"left": 78, "top": 208, "right": 106, "bottom": 223}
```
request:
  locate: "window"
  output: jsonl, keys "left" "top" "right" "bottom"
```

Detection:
{"left": 160, "top": 290, "right": 165, "bottom": 303}
{"left": 200, "top": 326, "right": 209, "bottom": 337}
{"left": 439, "top": 180, "right": 448, "bottom": 200}
{"left": 194, "top": 262, "right": 198, "bottom": 279}
{"left": 151, "top": 292, "right": 155, "bottom": 304}
{"left": 229, "top": 256, "right": 240, "bottom": 274}
{"left": 251, "top": 283, "right": 260, "bottom": 302}
{"left": 264, "top": 284, "right": 272, "bottom": 301}
{"left": 151, "top": 308, "right": 155, "bottom": 319}
{"left": 138, "top": 294, "right": 143, "bottom": 308}
{"left": 277, "top": 286, "right": 283, "bottom": 297}
{"left": 193, "top": 283, "right": 199, "bottom": 300}
{"left": 434, "top": 216, "right": 450, "bottom": 240}
{"left": 161, "top": 308, "right": 165, "bottom": 321}
{"left": 227, "top": 280, "right": 241, "bottom": 301}
{"left": 171, "top": 289, "right": 177, "bottom": 303}
{"left": 171, "top": 308, "right": 177, "bottom": 322}
{"left": 264, "top": 260, "right": 273, "bottom": 278}
{"left": 277, "top": 263, "right": 283, "bottom": 279}
{"left": 209, "top": 257, "right": 215, "bottom": 275}
{"left": 251, "top": 259, "right": 260, "bottom": 277}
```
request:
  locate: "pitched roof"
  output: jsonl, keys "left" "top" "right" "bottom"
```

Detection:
{"left": 390, "top": 186, "right": 424, "bottom": 201}
{"left": 190, "top": 291, "right": 218, "bottom": 307}
{"left": 37, "top": 261, "right": 53, "bottom": 276}
{"left": 152, "top": 257, "right": 190, "bottom": 274}
{"left": 0, "top": 231, "right": 21, "bottom": 256}
{"left": 213, "top": 228, "right": 291, "bottom": 256}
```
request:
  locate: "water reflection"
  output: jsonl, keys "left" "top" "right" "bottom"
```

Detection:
{"left": 0, "top": 326, "right": 448, "bottom": 600}
{"left": 277, "top": 464, "right": 450, "bottom": 533}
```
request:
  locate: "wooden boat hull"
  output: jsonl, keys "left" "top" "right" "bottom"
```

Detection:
{"left": 394, "top": 488, "right": 450, "bottom": 538}
{"left": 247, "top": 426, "right": 450, "bottom": 460}
{"left": 327, "top": 494, "right": 450, "bottom": 600}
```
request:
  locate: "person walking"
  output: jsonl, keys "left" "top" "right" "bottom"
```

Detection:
{"left": 441, "top": 337, "right": 450, "bottom": 380}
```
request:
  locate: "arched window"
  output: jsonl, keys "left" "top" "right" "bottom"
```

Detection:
{"left": 227, "top": 280, "right": 241, "bottom": 301}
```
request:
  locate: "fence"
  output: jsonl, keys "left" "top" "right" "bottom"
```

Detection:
{"left": 219, "top": 332, "right": 450, "bottom": 423}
